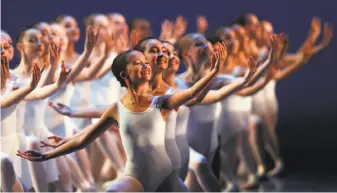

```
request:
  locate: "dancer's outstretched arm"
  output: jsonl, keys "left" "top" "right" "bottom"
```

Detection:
{"left": 49, "top": 102, "right": 107, "bottom": 118}
{"left": 17, "top": 104, "right": 118, "bottom": 161}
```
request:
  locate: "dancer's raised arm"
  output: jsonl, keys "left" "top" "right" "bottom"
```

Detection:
{"left": 1, "top": 63, "right": 40, "bottom": 108}
{"left": 24, "top": 63, "right": 70, "bottom": 101}
{"left": 63, "top": 26, "right": 97, "bottom": 83}
{"left": 158, "top": 50, "right": 220, "bottom": 109}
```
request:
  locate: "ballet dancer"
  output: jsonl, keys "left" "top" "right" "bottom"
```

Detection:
{"left": 18, "top": 48, "right": 224, "bottom": 191}
{"left": 1, "top": 31, "right": 42, "bottom": 192}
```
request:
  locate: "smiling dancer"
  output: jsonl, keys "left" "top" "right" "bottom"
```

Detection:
{"left": 1, "top": 30, "right": 43, "bottom": 192}
{"left": 17, "top": 45, "right": 229, "bottom": 191}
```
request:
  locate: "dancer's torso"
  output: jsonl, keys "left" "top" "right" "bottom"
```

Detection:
{"left": 117, "top": 97, "right": 172, "bottom": 191}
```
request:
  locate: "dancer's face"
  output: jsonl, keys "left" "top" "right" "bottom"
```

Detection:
{"left": 186, "top": 34, "right": 212, "bottom": 70}
{"left": 223, "top": 28, "right": 240, "bottom": 54}
{"left": 92, "top": 15, "right": 111, "bottom": 44}
{"left": 36, "top": 22, "right": 52, "bottom": 41}
{"left": 260, "top": 21, "right": 274, "bottom": 45}
{"left": 133, "top": 20, "right": 152, "bottom": 39}
{"left": 163, "top": 42, "right": 180, "bottom": 73}
{"left": 17, "top": 29, "right": 44, "bottom": 57}
{"left": 142, "top": 39, "right": 169, "bottom": 73}
{"left": 125, "top": 51, "right": 152, "bottom": 84}
{"left": 246, "top": 14, "right": 259, "bottom": 27}
{"left": 60, "top": 16, "right": 80, "bottom": 43}
{"left": 0, "top": 34, "right": 14, "bottom": 61}
{"left": 51, "top": 24, "right": 69, "bottom": 52}
{"left": 108, "top": 14, "right": 127, "bottom": 33}
{"left": 232, "top": 25, "right": 249, "bottom": 51}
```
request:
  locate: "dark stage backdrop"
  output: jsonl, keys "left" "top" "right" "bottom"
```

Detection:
{"left": 2, "top": 0, "right": 337, "bottom": 172}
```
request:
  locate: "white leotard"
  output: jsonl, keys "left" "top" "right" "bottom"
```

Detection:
{"left": 117, "top": 96, "right": 172, "bottom": 191}
{"left": 164, "top": 88, "right": 181, "bottom": 172}
{"left": 12, "top": 70, "right": 59, "bottom": 183}
{"left": 44, "top": 66, "right": 68, "bottom": 137}
{"left": 0, "top": 77, "right": 32, "bottom": 188}
{"left": 251, "top": 50, "right": 270, "bottom": 116}
{"left": 177, "top": 76, "right": 221, "bottom": 161}
{"left": 216, "top": 73, "right": 253, "bottom": 142}
{"left": 64, "top": 81, "right": 91, "bottom": 135}
{"left": 90, "top": 52, "right": 122, "bottom": 124}
{"left": 265, "top": 79, "right": 278, "bottom": 114}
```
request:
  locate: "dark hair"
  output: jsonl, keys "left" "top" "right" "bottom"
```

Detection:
{"left": 111, "top": 49, "right": 135, "bottom": 87}
{"left": 55, "top": 14, "right": 73, "bottom": 24}
{"left": 133, "top": 36, "right": 157, "bottom": 52}
{"left": 128, "top": 17, "right": 149, "bottom": 32}
{"left": 207, "top": 36, "right": 223, "bottom": 45}
{"left": 231, "top": 15, "right": 246, "bottom": 26}
{"left": 16, "top": 24, "right": 37, "bottom": 43}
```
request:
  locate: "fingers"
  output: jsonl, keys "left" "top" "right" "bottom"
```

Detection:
{"left": 56, "top": 102, "right": 65, "bottom": 108}
{"left": 66, "top": 68, "right": 72, "bottom": 75}
{"left": 61, "top": 61, "right": 66, "bottom": 72}
{"left": 47, "top": 136, "right": 58, "bottom": 139}
{"left": 41, "top": 64, "right": 46, "bottom": 74}
{"left": 95, "top": 26, "right": 101, "bottom": 42}
{"left": 16, "top": 151, "right": 30, "bottom": 159}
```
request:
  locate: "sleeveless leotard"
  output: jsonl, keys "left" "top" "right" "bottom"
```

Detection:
{"left": 117, "top": 97, "right": 172, "bottom": 191}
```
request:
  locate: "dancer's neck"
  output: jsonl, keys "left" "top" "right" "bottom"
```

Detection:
{"left": 163, "top": 71, "right": 177, "bottom": 88}
{"left": 151, "top": 71, "right": 168, "bottom": 91}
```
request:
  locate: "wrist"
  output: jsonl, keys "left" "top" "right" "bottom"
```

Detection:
{"left": 43, "top": 152, "right": 51, "bottom": 160}
{"left": 67, "top": 111, "right": 74, "bottom": 117}
{"left": 56, "top": 82, "right": 63, "bottom": 88}
{"left": 83, "top": 49, "right": 93, "bottom": 57}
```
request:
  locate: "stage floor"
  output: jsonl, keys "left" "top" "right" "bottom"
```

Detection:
{"left": 236, "top": 173, "right": 337, "bottom": 192}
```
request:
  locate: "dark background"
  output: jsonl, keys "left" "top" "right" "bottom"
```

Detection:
{"left": 2, "top": 0, "right": 337, "bottom": 173}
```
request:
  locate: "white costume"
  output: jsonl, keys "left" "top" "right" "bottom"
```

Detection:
{"left": 44, "top": 67, "right": 68, "bottom": 137}
{"left": 0, "top": 77, "right": 32, "bottom": 189}
{"left": 12, "top": 70, "right": 59, "bottom": 183}
{"left": 117, "top": 96, "right": 172, "bottom": 191}
{"left": 89, "top": 52, "right": 122, "bottom": 124}
{"left": 164, "top": 88, "right": 181, "bottom": 172}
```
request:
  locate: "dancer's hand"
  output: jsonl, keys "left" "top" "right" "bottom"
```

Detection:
{"left": 197, "top": 15, "right": 208, "bottom": 34}
{"left": 48, "top": 101, "right": 73, "bottom": 116}
{"left": 160, "top": 20, "right": 174, "bottom": 41}
{"left": 49, "top": 42, "right": 61, "bottom": 68}
{"left": 244, "top": 57, "right": 257, "bottom": 80}
{"left": 84, "top": 26, "right": 99, "bottom": 53}
{"left": 279, "top": 33, "right": 289, "bottom": 59}
{"left": 210, "top": 46, "right": 222, "bottom": 72}
{"left": 29, "top": 63, "right": 44, "bottom": 90}
{"left": 40, "top": 136, "right": 67, "bottom": 148}
{"left": 115, "top": 26, "right": 129, "bottom": 53}
{"left": 40, "top": 35, "right": 52, "bottom": 65}
{"left": 173, "top": 16, "right": 187, "bottom": 39}
{"left": 56, "top": 61, "right": 71, "bottom": 87}
{"left": 269, "top": 34, "right": 280, "bottom": 63}
{"left": 104, "top": 29, "right": 115, "bottom": 55}
{"left": 216, "top": 42, "right": 228, "bottom": 69}
{"left": 16, "top": 150, "right": 47, "bottom": 162}
{"left": 310, "top": 16, "right": 321, "bottom": 39}
{"left": 1, "top": 55, "right": 10, "bottom": 79}
{"left": 321, "top": 23, "right": 333, "bottom": 48}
